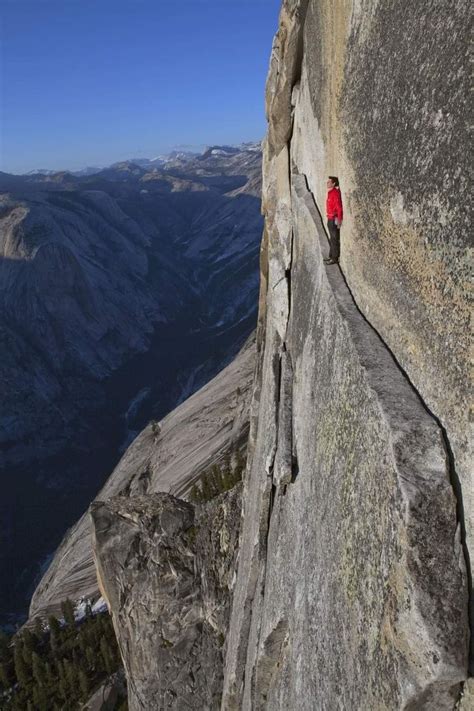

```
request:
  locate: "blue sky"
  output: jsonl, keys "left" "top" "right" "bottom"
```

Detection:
{"left": 1, "top": 0, "right": 281, "bottom": 174}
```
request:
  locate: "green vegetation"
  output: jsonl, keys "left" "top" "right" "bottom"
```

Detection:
{"left": 0, "top": 601, "right": 125, "bottom": 710}
{"left": 189, "top": 449, "right": 246, "bottom": 504}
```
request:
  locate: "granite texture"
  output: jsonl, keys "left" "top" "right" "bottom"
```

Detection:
{"left": 91, "top": 487, "right": 242, "bottom": 711}
{"left": 223, "top": 1, "right": 470, "bottom": 707}
{"left": 42, "top": 2, "right": 471, "bottom": 707}
{"left": 294, "top": 0, "right": 473, "bottom": 585}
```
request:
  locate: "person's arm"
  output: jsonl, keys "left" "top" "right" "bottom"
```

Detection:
{"left": 335, "top": 191, "right": 343, "bottom": 227}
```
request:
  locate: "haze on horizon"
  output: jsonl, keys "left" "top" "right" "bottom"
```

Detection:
{"left": 1, "top": 0, "right": 281, "bottom": 175}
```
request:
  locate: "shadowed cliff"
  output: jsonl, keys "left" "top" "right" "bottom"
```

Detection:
{"left": 1, "top": 146, "right": 262, "bottom": 625}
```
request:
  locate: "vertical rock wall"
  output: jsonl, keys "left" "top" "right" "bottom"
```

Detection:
{"left": 291, "top": 0, "right": 472, "bottom": 569}
{"left": 223, "top": 1, "right": 471, "bottom": 708}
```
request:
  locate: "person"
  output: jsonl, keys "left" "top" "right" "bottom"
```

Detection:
{"left": 324, "top": 176, "right": 343, "bottom": 265}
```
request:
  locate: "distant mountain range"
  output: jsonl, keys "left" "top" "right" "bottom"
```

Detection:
{"left": 0, "top": 144, "right": 263, "bottom": 626}
{"left": 17, "top": 142, "right": 261, "bottom": 178}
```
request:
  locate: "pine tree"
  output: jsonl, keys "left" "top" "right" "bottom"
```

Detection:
{"left": 13, "top": 643, "right": 30, "bottom": 687}
{"left": 58, "top": 677, "right": 68, "bottom": 700}
{"left": 48, "top": 614, "right": 61, "bottom": 653}
{"left": 79, "top": 630, "right": 89, "bottom": 655}
{"left": 85, "top": 645, "right": 96, "bottom": 669}
{"left": 22, "top": 628, "right": 35, "bottom": 655}
{"left": 34, "top": 617, "right": 44, "bottom": 640}
{"left": 64, "top": 658, "right": 78, "bottom": 696}
{"left": 87, "top": 617, "right": 101, "bottom": 648}
{"left": 23, "top": 629, "right": 34, "bottom": 648}
{"left": 61, "top": 599, "right": 76, "bottom": 627}
{"left": 32, "top": 685, "right": 48, "bottom": 710}
{"left": 45, "top": 661, "right": 55, "bottom": 686}
{"left": 21, "top": 639, "right": 33, "bottom": 669}
{"left": 56, "top": 658, "right": 64, "bottom": 679}
{"left": 48, "top": 614, "right": 61, "bottom": 637}
{"left": 100, "top": 637, "right": 114, "bottom": 674}
{"left": 32, "top": 651, "right": 47, "bottom": 687}
{"left": 79, "top": 667, "right": 89, "bottom": 698}
{"left": 0, "top": 660, "right": 11, "bottom": 689}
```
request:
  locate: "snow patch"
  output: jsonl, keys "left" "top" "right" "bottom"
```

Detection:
{"left": 92, "top": 597, "right": 108, "bottom": 614}
{"left": 74, "top": 595, "right": 108, "bottom": 622}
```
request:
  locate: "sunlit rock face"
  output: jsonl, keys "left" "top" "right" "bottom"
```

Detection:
{"left": 91, "top": 488, "right": 242, "bottom": 711}
{"left": 223, "top": 1, "right": 470, "bottom": 709}
{"left": 293, "top": 0, "right": 472, "bottom": 571}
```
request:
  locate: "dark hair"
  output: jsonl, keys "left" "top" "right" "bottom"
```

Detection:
{"left": 328, "top": 176, "right": 339, "bottom": 187}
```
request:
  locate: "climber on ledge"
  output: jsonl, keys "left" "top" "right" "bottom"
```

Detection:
{"left": 324, "top": 176, "right": 343, "bottom": 265}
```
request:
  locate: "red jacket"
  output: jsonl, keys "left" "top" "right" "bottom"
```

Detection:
{"left": 326, "top": 187, "right": 343, "bottom": 222}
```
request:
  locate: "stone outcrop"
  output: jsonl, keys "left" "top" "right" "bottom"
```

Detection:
{"left": 81, "top": 670, "right": 126, "bottom": 711}
{"left": 91, "top": 487, "right": 242, "bottom": 710}
{"left": 29, "top": 333, "right": 255, "bottom": 622}
{"left": 223, "top": 1, "right": 471, "bottom": 708}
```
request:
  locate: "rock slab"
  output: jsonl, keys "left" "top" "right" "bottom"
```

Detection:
{"left": 29, "top": 334, "right": 255, "bottom": 622}
{"left": 91, "top": 488, "right": 242, "bottom": 711}
{"left": 222, "top": 1, "right": 470, "bottom": 708}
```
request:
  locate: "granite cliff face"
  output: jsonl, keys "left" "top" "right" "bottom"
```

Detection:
{"left": 91, "top": 488, "right": 242, "bottom": 711}
{"left": 222, "top": 1, "right": 471, "bottom": 708}
{"left": 87, "top": 2, "right": 470, "bottom": 708}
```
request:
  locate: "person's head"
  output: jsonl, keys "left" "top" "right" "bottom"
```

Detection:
{"left": 327, "top": 176, "right": 339, "bottom": 189}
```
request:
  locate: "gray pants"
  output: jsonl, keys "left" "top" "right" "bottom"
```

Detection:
{"left": 327, "top": 219, "right": 340, "bottom": 261}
